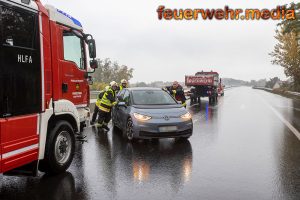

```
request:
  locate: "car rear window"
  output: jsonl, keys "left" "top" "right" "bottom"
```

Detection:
{"left": 132, "top": 90, "right": 177, "bottom": 105}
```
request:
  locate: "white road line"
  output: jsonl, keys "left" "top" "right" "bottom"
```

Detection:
{"left": 258, "top": 94, "right": 300, "bottom": 141}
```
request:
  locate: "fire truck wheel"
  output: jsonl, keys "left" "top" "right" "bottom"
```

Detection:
{"left": 40, "top": 120, "right": 75, "bottom": 175}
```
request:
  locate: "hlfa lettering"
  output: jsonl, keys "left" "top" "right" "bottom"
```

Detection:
{"left": 18, "top": 54, "right": 33, "bottom": 64}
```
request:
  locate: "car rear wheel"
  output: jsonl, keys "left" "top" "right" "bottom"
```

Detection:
{"left": 125, "top": 118, "right": 134, "bottom": 141}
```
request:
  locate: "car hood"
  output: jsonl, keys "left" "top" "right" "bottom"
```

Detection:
{"left": 131, "top": 105, "right": 187, "bottom": 118}
{"left": 132, "top": 104, "right": 182, "bottom": 109}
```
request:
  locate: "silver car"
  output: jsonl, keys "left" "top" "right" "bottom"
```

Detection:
{"left": 112, "top": 88, "right": 193, "bottom": 141}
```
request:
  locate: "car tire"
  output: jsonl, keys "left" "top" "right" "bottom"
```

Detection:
{"left": 39, "top": 120, "right": 75, "bottom": 175}
{"left": 124, "top": 118, "right": 134, "bottom": 141}
{"left": 112, "top": 120, "right": 118, "bottom": 132}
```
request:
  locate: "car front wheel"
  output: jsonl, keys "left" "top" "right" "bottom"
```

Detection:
{"left": 125, "top": 118, "right": 134, "bottom": 141}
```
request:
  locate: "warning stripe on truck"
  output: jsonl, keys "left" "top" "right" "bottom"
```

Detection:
{"left": 2, "top": 144, "right": 39, "bottom": 159}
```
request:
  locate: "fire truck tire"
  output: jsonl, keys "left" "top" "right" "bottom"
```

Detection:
{"left": 39, "top": 120, "right": 75, "bottom": 175}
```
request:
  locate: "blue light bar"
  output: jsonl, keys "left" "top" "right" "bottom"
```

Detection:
{"left": 57, "top": 8, "right": 82, "bottom": 28}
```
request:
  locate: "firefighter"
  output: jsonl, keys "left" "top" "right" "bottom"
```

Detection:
{"left": 91, "top": 86, "right": 109, "bottom": 125}
{"left": 96, "top": 81, "right": 118, "bottom": 131}
{"left": 166, "top": 81, "right": 187, "bottom": 108}
{"left": 119, "top": 79, "right": 128, "bottom": 91}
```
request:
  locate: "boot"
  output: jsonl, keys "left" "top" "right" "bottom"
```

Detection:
{"left": 102, "top": 124, "right": 110, "bottom": 131}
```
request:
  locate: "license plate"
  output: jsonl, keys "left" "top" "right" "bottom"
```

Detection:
{"left": 159, "top": 126, "right": 177, "bottom": 132}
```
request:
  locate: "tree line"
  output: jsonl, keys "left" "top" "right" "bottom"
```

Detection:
{"left": 91, "top": 58, "right": 134, "bottom": 90}
{"left": 270, "top": 2, "right": 300, "bottom": 92}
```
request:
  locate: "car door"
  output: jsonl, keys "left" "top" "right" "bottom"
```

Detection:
{"left": 113, "top": 89, "right": 125, "bottom": 127}
{"left": 119, "top": 90, "right": 131, "bottom": 128}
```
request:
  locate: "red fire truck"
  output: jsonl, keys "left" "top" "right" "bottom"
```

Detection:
{"left": 0, "top": 0, "right": 98, "bottom": 175}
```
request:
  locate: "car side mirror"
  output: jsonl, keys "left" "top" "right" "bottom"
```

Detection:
{"left": 88, "top": 39, "right": 96, "bottom": 59}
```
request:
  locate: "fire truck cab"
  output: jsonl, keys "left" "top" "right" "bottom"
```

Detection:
{"left": 0, "top": 0, "right": 97, "bottom": 175}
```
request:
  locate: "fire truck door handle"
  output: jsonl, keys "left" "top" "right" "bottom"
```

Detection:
{"left": 62, "top": 83, "right": 68, "bottom": 93}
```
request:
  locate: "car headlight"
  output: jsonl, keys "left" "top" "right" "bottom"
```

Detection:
{"left": 133, "top": 113, "right": 152, "bottom": 121}
{"left": 181, "top": 112, "right": 192, "bottom": 120}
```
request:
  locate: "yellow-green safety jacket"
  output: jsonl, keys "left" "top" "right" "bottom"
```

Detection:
{"left": 99, "top": 88, "right": 117, "bottom": 112}
{"left": 95, "top": 90, "right": 105, "bottom": 108}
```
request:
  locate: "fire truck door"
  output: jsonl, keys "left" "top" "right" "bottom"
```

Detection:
{"left": 60, "top": 30, "right": 88, "bottom": 106}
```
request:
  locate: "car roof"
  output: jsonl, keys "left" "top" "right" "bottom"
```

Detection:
{"left": 126, "top": 87, "right": 163, "bottom": 91}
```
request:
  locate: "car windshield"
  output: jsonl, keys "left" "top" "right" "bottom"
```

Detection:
{"left": 132, "top": 90, "right": 177, "bottom": 105}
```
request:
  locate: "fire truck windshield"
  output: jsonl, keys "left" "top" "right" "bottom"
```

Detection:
{"left": 63, "top": 31, "right": 86, "bottom": 70}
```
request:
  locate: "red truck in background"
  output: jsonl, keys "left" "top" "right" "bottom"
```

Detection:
{"left": 185, "top": 71, "right": 224, "bottom": 106}
{"left": 0, "top": 0, "right": 97, "bottom": 176}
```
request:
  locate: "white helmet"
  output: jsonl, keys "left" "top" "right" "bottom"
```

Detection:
{"left": 121, "top": 79, "right": 128, "bottom": 84}
{"left": 110, "top": 81, "right": 118, "bottom": 87}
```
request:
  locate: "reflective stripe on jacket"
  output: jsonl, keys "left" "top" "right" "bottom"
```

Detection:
{"left": 99, "top": 88, "right": 116, "bottom": 112}
{"left": 96, "top": 90, "right": 105, "bottom": 107}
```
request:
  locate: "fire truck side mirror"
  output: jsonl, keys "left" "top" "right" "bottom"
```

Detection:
{"left": 88, "top": 39, "right": 97, "bottom": 59}
{"left": 89, "top": 60, "right": 98, "bottom": 69}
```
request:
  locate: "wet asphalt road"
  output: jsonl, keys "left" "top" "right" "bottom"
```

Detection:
{"left": 1, "top": 87, "right": 300, "bottom": 200}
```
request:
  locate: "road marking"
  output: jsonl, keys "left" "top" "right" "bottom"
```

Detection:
{"left": 258, "top": 95, "right": 300, "bottom": 141}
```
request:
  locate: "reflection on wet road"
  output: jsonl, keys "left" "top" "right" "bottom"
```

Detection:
{"left": 1, "top": 87, "right": 300, "bottom": 200}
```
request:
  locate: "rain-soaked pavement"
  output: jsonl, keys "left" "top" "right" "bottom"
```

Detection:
{"left": 1, "top": 87, "right": 300, "bottom": 200}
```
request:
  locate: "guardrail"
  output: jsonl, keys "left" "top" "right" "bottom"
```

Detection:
{"left": 90, "top": 91, "right": 99, "bottom": 95}
{"left": 252, "top": 87, "right": 300, "bottom": 97}
{"left": 286, "top": 91, "right": 300, "bottom": 97}
{"left": 252, "top": 87, "right": 272, "bottom": 91}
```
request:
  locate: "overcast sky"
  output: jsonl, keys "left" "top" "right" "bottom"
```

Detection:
{"left": 42, "top": 0, "right": 293, "bottom": 83}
